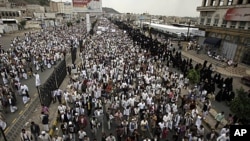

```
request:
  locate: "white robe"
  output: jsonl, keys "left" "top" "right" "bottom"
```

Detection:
{"left": 195, "top": 116, "right": 202, "bottom": 128}
{"left": 23, "top": 95, "right": 30, "bottom": 104}
{"left": 35, "top": 74, "right": 41, "bottom": 87}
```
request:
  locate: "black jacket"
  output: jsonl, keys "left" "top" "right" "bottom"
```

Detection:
{"left": 30, "top": 123, "right": 40, "bottom": 134}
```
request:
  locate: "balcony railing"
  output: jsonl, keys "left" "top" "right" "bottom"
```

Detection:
{"left": 197, "top": 4, "right": 250, "bottom": 11}
{"left": 195, "top": 24, "right": 250, "bottom": 36}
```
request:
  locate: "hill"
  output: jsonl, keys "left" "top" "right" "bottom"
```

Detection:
{"left": 10, "top": 0, "right": 49, "bottom": 6}
{"left": 102, "top": 7, "right": 120, "bottom": 14}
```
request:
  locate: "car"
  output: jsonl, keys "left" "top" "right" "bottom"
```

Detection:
{"left": 241, "top": 76, "right": 250, "bottom": 86}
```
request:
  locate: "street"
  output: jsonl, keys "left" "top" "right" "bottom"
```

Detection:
{"left": 0, "top": 26, "right": 249, "bottom": 141}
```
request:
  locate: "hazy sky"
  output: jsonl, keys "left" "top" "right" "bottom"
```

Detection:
{"left": 52, "top": 0, "right": 201, "bottom": 17}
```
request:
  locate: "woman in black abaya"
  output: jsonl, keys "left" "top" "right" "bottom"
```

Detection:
{"left": 215, "top": 89, "right": 223, "bottom": 102}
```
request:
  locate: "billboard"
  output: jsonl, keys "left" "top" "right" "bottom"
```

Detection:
{"left": 73, "top": 0, "right": 102, "bottom": 12}
{"left": 225, "top": 8, "right": 250, "bottom": 21}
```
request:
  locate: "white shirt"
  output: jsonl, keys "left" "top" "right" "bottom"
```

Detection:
{"left": 78, "top": 130, "right": 86, "bottom": 139}
{"left": 34, "top": 73, "right": 41, "bottom": 87}
{"left": 216, "top": 133, "right": 229, "bottom": 141}
{"left": 137, "top": 102, "right": 145, "bottom": 110}
{"left": 21, "top": 85, "right": 29, "bottom": 92}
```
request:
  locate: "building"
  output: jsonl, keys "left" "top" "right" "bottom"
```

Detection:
{"left": 26, "top": 4, "right": 46, "bottom": 18}
{"left": 50, "top": 1, "right": 73, "bottom": 20}
{"left": 197, "top": 0, "right": 250, "bottom": 65}
{"left": 50, "top": 1, "right": 73, "bottom": 14}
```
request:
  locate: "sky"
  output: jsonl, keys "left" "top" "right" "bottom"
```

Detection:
{"left": 52, "top": 0, "right": 201, "bottom": 17}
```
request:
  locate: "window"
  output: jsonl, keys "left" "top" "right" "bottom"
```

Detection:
{"left": 230, "top": 21, "right": 236, "bottom": 28}
{"left": 200, "top": 18, "right": 205, "bottom": 25}
{"left": 221, "top": 20, "right": 227, "bottom": 27}
{"left": 228, "top": 0, "right": 233, "bottom": 5}
{"left": 239, "top": 21, "right": 246, "bottom": 29}
{"left": 203, "top": 0, "right": 208, "bottom": 6}
{"left": 213, "top": 19, "right": 219, "bottom": 26}
{"left": 211, "top": 0, "right": 216, "bottom": 6}
{"left": 238, "top": 0, "right": 243, "bottom": 4}
{"left": 206, "top": 18, "right": 211, "bottom": 26}
{"left": 219, "top": 0, "right": 224, "bottom": 6}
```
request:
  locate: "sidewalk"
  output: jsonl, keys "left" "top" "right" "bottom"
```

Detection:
{"left": 179, "top": 42, "right": 249, "bottom": 78}
{"left": 180, "top": 48, "right": 233, "bottom": 133}
{"left": 181, "top": 89, "right": 228, "bottom": 134}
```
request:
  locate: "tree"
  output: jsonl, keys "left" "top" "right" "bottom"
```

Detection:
{"left": 187, "top": 69, "right": 200, "bottom": 84}
{"left": 39, "top": 0, "right": 49, "bottom": 6}
{"left": 230, "top": 88, "right": 250, "bottom": 123}
{"left": 19, "top": 20, "right": 26, "bottom": 30}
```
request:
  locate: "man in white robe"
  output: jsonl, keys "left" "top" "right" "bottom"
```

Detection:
{"left": 34, "top": 72, "right": 41, "bottom": 93}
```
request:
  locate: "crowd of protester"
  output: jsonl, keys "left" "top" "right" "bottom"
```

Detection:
{"left": 0, "top": 17, "right": 238, "bottom": 141}
{"left": 44, "top": 18, "right": 237, "bottom": 141}
{"left": 0, "top": 24, "right": 86, "bottom": 133}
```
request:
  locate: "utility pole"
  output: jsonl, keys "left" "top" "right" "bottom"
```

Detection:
{"left": 187, "top": 19, "right": 191, "bottom": 41}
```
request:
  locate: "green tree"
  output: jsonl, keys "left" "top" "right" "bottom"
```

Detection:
{"left": 187, "top": 69, "right": 200, "bottom": 84}
{"left": 230, "top": 88, "right": 250, "bottom": 121}
{"left": 19, "top": 20, "right": 26, "bottom": 30}
{"left": 39, "top": 0, "right": 49, "bottom": 6}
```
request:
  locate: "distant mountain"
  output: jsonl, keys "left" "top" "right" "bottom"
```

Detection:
{"left": 102, "top": 7, "right": 120, "bottom": 14}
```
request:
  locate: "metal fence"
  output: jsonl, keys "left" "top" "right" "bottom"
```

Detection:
{"left": 39, "top": 59, "right": 67, "bottom": 106}
{"left": 71, "top": 47, "right": 77, "bottom": 64}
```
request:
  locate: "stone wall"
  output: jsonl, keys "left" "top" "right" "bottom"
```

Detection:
{"left": 25, "top": 20, "right": 42, "bottom": 29}
{"left": 0, "top": 24, "right": 18, "bottom": 33}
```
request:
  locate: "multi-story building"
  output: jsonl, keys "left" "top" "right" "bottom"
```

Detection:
{"left": 50, "top": 1, "right": 73, "bottom": 20}
{"left": 51, "top": 1, "right": 73, "bottom": 14}
{"left": 197, "top": 0, "right": 250, "bottom": 65}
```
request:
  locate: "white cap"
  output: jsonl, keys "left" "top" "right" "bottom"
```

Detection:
{"left": 41, "top": 131, "right": 46, "bottom": 134}
{"left": 69, "top": 121, "right": 72, "bottom": 125}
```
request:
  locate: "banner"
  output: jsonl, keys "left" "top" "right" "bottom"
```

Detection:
{"left": 73, "top": 0, "right": 102, "bottom": 12}
{"left": 225, "top": 8, "right": 250, "bottom": 21}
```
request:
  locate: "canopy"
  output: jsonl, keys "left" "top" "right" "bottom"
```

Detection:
{"left": 203, "top": 37, "right": 222, "bottom": 47}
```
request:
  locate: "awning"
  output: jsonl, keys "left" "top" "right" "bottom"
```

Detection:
{"left": 203, "top": 37, "right": 222, "bottom": 47}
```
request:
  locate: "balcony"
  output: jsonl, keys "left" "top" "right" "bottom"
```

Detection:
{"left": 195, "top": 24, "right": 250, "bottom": 36}
{"left": 197, "top": 6, "right": 217, "bottom": 11}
